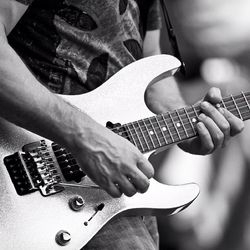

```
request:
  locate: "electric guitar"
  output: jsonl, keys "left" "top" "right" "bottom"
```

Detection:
{"left": 0, "top": 55, "right": 249, "bottom": 250}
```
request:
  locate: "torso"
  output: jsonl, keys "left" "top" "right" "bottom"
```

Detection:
{"left": 8, "top": 0, "right": 160, "bottom": 94}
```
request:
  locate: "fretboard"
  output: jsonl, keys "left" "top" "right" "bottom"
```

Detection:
{"left": 115, "top": 91, "right": 250, "bottom": 153}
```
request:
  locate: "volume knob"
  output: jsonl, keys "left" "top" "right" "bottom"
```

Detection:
{"left": 69, "top": 195, "right": 85, "bottom": 211}
{"left": 55, "top": 230, "right": 71, "bottom": 246}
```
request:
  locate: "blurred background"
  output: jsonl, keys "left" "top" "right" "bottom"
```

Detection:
{"left": 153, "top": 1, "right": 250, "bottom": 250}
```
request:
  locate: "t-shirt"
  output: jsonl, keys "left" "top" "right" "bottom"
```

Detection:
{"left": 8, "top": 0, "right": 161, "bottom": 94}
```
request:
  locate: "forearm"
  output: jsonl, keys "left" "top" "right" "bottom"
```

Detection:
{"left": 143, "top": 29, "right": 186, "bottom": 114}
{"left": 0, "top": 31, "right": 94, "bottom": 149}
{"left": 145, "top": 76, "right": 186, "bottom": 114}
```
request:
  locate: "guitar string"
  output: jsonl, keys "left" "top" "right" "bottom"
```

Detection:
{"left": 46, "top": 94, "right": 250, "bottom": 155}
{"left": 117, "top": 97, "right": 250, "bottom": 138}
{"left": 113, "top": 100, "right": 250, "bottom": 145}
{"left": 41, "top": 95, "right": 250, "bottom": 162}
{"left": 50, "top": 99, "right": 250, "bottom": 156}
{"left": 39, "top": 95, "right": 250, "bottom": 186}
{"left": 51, "top": 109, "right": 250, "bottom": 161}
{"left": 56, "top": 182, "right": 100, "bottom": 189}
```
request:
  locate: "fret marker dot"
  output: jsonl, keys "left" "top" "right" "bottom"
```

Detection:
{"left": 216, "top": 104, "right": 221, "bottom": 108}
{"left": 176, "top": 122, "right": 181, "bottom": 127}
{"left": 162, "top": 127, "right": 167, "bottom": 131}
{"left": 192, "top": 118, "right": 197, "bottom": 123}
{"left": 150, "top": 131, "right": 154, "bottom": 135}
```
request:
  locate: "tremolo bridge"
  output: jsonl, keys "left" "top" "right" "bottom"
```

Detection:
{"left": 4, "top": 140, "right": 85, "bottom": 196}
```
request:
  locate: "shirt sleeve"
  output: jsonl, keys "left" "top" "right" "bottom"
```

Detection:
{"left": 146, "top": 0, "right": 162, "bottom": 31}
{"left": 15, "top": 0, "right": 34, "bottom": 5}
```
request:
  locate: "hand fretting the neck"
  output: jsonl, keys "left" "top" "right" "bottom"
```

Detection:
{"left": 116, "top": 91, "right": 250, "bottom": 154}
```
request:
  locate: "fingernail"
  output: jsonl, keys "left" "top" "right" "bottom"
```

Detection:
{"left": 201, "top": 101, "right": 209, "bottom": 109}
{"left": 198, "top": 113, "right": 206, "bottom": 120}
{"left": 196, "top": 122, "right": 204, "bottom": 129}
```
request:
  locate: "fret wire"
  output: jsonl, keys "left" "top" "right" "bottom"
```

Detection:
{"left": 124, "top": 124, "right": 140, "bottom": 149}
{"left": 135, "top": 121, "right": 149, "bottom": 152}
{"left": 54, "top": 96, "right": 250, "bottom": 158}
{"left": 127, "top": 95, "right": 250, "bottom": 137}
{"left": 161, "top": 114, "right": 174, "bottom": 142}
{"left": 246, "top": 92, "right": 250, "bottom": 107}
{"left": 122, "top": 100, "right": 249, "bottom": 141}
{"left": 242, "top": 92, "right": 250, "bottom": 111}
{"left": 141, "top": 119, "right": 156, "bottom": 149}
{"left": 49, "top": 93, "right": 250, "bottom": 155}
{"left": 176, "top": 109, "right": 188, "bottom": 137}
{"left": 236, "top": 94, "right": 249, "bottom": 120}
{"left": 221, "top": 99, "right": 226, "bottom": 108}
{"left": 131, "top": 122, "right": 145, "bottom": 151}
{"left": 169, "top": 112, "right": 182, "bottom": 140}
{"left": 220, "top": 99, "right": 248, "bottom": 111}
{"left": 136, "top": 120, "right": 150, "bottom": 151}
{"left": 231, "top": 95, "right": 243, "bottom": 120}
{"left": 192, "top": 105, "right": 200, "bottom": 118}
{"left": 110, "top": 93, "right": 250, "bottom": 149}
{"left": 148, "top": 118, "right": 162, "bottom": 147}
{"left": 155, "top": 115, "right": 168, "bottom": 144}
{"left": 52, "top": 98, "right": 250, "bottom": 158}
{"left": 134, "top": 102, "right": 249, "bottom": 148}
{"left": 184, "top": 107, "right": 196, "bottom": 134}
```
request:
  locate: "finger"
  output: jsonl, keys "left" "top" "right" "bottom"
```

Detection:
{"left": 219, "top": 108, "right": 244, "bottom": 136}
{"left": 107, "top": 182, "right": 123, "bottom": 198}
{"left": 136, "top": 157, "right": 154, "bottom": 179}
{"left": 203, "top": 87, "right": 222, "bottom": 104}
{"left": 200, "top": 102, "right": 230, "bottom": 146}
{"left": 126, "top": 171, "right": 150, "bottom": 194}
{"left": 196, "top": 122, "right": 215, "bottom": 154}
{"left": 113, "top": 177, "right": 137, "bottom": 197}
{"left": 198, "top": 113, "right": 225, "bottom": 148}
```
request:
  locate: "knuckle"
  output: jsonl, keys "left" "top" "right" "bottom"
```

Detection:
{"left": 137, "top": 159, "right": 154, "bottom": 179}
{"left": 238, "top": 121, "right": 245, "bottom": 132}
{"left": 140, "top": 180, "right": 150, "bottom": 193}
{"left": 214, "top": 131, "right": 224, "bottom": 144}
{"left": 221, "top": 122, "right": 230, "bottom": 134}
{"left": 109, "top": 189, "right": 122, "bottom": 198}
{"left": 124, "top": 188, "right": 136, "bottom": 197}
{"left": 231, "top": 121, "right": 245, "bottom": 136}
{"left": 202, "top": 141, "right": 214, "bottom": 155}
{"left": 147, "top": 166, "right": 154, "bottom": 179}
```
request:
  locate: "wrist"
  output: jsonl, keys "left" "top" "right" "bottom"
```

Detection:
{"left": 58, "top": 104, "right": 100, "bottom": 154}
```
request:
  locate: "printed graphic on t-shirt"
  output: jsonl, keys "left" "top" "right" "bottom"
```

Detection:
{"left": 9, "top": 0, "right": 160, "bottom": 94}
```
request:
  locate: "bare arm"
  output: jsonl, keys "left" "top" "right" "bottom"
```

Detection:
{"left": 0, "top": 1, "right": 154, "bottom": 198}
{"left": 143, "top": 30, "right": 186, "bottom": 112}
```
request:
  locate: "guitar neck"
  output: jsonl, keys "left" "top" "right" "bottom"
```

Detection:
{"left": 46, "top": 91, "right": 250, "bottom": 170}
{"left": 117, "top": 91, "right": 250, "bottom": 153}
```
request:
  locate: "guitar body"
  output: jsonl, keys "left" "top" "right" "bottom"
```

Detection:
{"left": 0, "top": 55, "right": 199, "bottom": 250}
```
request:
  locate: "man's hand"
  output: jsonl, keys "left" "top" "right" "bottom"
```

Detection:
{"left": 178, "top": 87, "right": 244, "bottom": 155}
{"left": 69, "top": 117, "right": 154, "bottom": 198}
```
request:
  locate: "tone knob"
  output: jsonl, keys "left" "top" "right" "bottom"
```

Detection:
{"left": 55, "top": 230, "right": 71, "bottom": 246}
{"left": 69, "top": 195, "right": 85, "bottom": 211}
